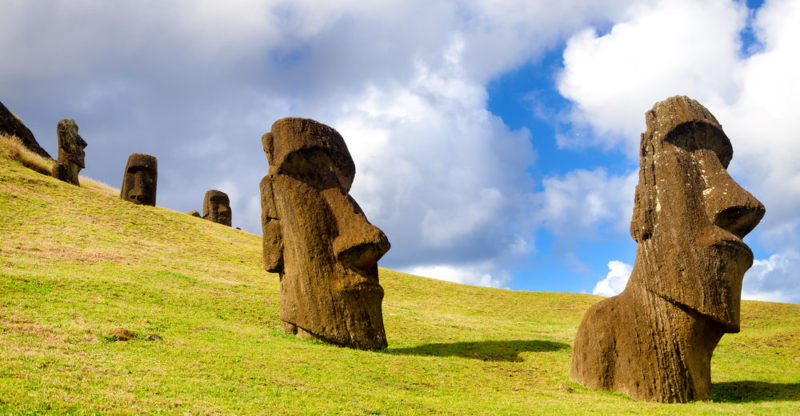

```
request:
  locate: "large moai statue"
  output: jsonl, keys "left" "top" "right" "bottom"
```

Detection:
{"left": 51, "top": 119, "right": 87, "bottom": 186}
{"left": 203, "top": 190, "right": 232, "bottom": 226}
{"left": 120, "top": 153, "right": 158, "bottom": 206}
{"left": 260, "top": 117, "right": 391, "bottom": 350}
{"left": 571, "top": 96, "right": 765, "bottom": 402}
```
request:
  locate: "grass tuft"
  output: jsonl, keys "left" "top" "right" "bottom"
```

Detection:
{"left": 0, "top": 133, "right": 55, "bottom": 175}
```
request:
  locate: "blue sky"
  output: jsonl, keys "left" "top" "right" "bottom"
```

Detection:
{"left": 1, "top": 0, "right": 797, "bottom": 302}
{"left": 487, "top": 48, "right": 640, "bottom": 293}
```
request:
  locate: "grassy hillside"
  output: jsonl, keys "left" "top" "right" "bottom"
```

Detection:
{"left": 1, "top": 137, "right": 799, "bottom": 415}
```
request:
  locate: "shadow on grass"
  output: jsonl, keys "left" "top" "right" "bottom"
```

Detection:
{"left": 712, "top": 381, "right": 800, "bottom": 403}
{"left": 385, "top": 339, "right": 569, "bottom": 362}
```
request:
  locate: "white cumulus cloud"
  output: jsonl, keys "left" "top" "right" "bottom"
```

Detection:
{"left": 534, "top": 168, "right": 638, "bottom": 236}
{"left": 557, "top": 0, "right": 746, "bottom": 156}
{"left": 403, "top": 263, "right": 512, "bottom": 289}
{"left": 744, "top": 251, "right": 800, "bottom": 303}
{"left": 593, "top": 260, "right": 633, "bottom": 296}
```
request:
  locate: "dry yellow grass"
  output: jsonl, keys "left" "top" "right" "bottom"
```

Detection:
{"left": 1, "top": 132, "right": 118, "bottom": 195}
{"left": 0, "top": 133, "right": 55, "bottom": 175}
{"left": 79, "top": 175, "right": 119, "bottom": 196}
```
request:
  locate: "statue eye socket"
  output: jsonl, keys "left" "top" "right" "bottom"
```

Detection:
{"left": 279, "top": 149, "right": 338, "bottom": 187}
{"left": 664, "top": 122, "right": 732, "bottom": 168}
{"left": 127, "top": 166, "right": 149, "bottom": 175}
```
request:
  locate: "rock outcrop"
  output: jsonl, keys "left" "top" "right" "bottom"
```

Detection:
{"left": 260, "top": 117, "right": 391, "bottom": 350}
{"left": 120, "top": 153, "right": 158, "bottom": 206}
{"left": 0, "top": 100, "right": 52, "bottom": 159}
{"left": 570, "top": 96, "right": 765, "bottom": 402}
{"left": 202, "top": 190, "right": 231, "bottom": 226}
{"left": 51, "top": 119, "right": 87, "bottom": 186}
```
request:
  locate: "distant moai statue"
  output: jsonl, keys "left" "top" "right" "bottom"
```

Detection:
{"left": 51, "top": 119, "right": 87, "bottom": 185}
{"left": 202, "top": 190, "right": 232, "bottom": 226}
{"left": 260, "top": 117, "right": 391, "bottom": 350}
{"left": 571, "top": 96, "right": 765, "bottom": 402}
{"left": 187, "top": 210, "right": 201, "bottom": 217}
{"left": 120, "top": 153, "right": 158, "bottom": 206}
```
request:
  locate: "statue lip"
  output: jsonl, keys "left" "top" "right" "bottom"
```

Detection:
{"left": 711, "top": 237, "right": 753, "bottom": 259}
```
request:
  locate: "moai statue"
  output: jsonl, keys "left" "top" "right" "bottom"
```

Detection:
{"left": 571, "top": 96, "right": 765, "bottom": 402}
{"left": 202, "top": 190, "right": 232, "bottom": 226}
{"left": 188, "top": 210, "right": 201, "bottom": 217}
{"left": 120, "top": 153, "right": 158, "bottom": 206}
{"left": 260, "top": 117, "right": 391, "bottom": 350}
{"left": 51, "top": 119, "right": 87, "bottom": 185}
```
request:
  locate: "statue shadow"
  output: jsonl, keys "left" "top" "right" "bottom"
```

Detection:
{"left": 712, "top": 381, "right": 800, "bottom": 403}
{"left": 385, "top": 339, "right": 569, "bottom": 362}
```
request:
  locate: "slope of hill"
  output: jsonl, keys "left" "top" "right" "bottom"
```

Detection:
{"left": 1, "top": 138, "right": 799, "bottom": 415}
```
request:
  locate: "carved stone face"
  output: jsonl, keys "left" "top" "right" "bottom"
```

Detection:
{"left": 120, "top": 153, "right": 158, "bottom": 206}
{"left": 203, "top": 190, "right": 232, "bottom": 226}
{"left": 630, "top": 97, "right": 765, "bottom": 332}
{"left": 261, "top": 117, "right": 390, "bottom": 349}
{"left": 52, "top": 119, "right": 87, "bottom": 185}
{"left": 57, "top": 119, "right": 87, "bottom": 168}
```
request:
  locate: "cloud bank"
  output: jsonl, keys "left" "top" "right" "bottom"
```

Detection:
{"left": 0, "top": 0, "right": 642, "bottom": 287}
{"left": 3, "top": 0, "right": 796, "bottom": 299}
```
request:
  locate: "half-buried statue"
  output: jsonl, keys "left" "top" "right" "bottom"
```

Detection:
{"left": 203, "top": 190, "right": 232, "bottom": 226}
{"left": 120, "top": 153, "right": 158, "bottom": 206}
{"left": 52, "top": 119, "right": 87, "bottom": 186}
{"left": 260, "top": 117, "right": 391, "bottom": 350}
{"left": 571, "top": 96, "right": 765, "bottom": 402}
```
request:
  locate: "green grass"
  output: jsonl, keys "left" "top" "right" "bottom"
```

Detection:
{"left": 1, "top": 146, "right": 799, "bottom": 415}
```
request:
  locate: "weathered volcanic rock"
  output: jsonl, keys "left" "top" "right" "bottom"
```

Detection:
{"left": 203, "top": 190, "right": 231, "bottom": 226}
{"left": 51, "top": 119, "right": 87, "bottom": 186}
{"left": 570, "top": 96, "right": 765, "bottom": 402}
{"left": 0, "top": 101, "right": 52, "bottom": 159}
{"left": 120, "top": 153, "right": 158, "bottom": 206}
{"left": 260, "top": 117, "right": 391, "bottom": 350}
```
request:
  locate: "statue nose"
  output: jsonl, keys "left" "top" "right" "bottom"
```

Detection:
{"left": 322, "top": 188, "right": 390, "bottom": 272}
{"left": 335, "top": 227, "right": 390, "bottom": 273}
{"left": 703, "top": 170, "right": 765, "bottom": 239}
{"left": 710, "top": 197, "right": 765, "bottom": 239}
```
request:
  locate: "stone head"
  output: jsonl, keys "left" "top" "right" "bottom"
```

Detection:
{"left": 57, "top": 119, "right": 87, "bottom": 168}
{"left": 203, "top": 190, "right": 232, "bottom": 226}
{"left": 260, "top": 117, "right": 390, "bottom": 349}
{"left": 120, "top": 153, "right": 158, "bottom": 206}
{"left": 629, "top": 96, "right": 765, "bottom": 331}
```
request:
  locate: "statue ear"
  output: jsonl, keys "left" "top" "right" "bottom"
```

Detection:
{"left": 260, "top": 175, "right": 284, "bottom": 273}
{"left": 262, "top": 132, "right": 275, "bottom": 167}
{"left": 631, "top": 136, "right": 656, "bottom": 242}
